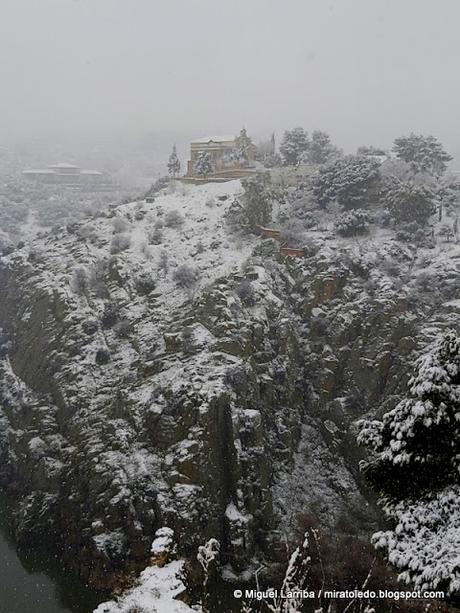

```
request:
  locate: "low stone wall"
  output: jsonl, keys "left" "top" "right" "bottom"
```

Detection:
{"left": 180, "top": 168, "right": 256, "bottom": 184}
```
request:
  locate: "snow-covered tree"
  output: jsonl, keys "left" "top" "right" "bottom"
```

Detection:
{"left": 393, "top": 134, "right": 452, "bottom": 176}
{"left": 241, "top": 172, "right": 272, "bottom": 230}
{"left": 197, "top": 538, "right": 220, "bottom": 613}
{"left": 235, "top": 128, "right": 255, "bottom": 165}
{"left": 358, "top": 331, "right": 460, "bottom": 595}
{"left": 382, "top": 178, "right": 435, "bottom": 225}
{"left": 194, "top": 152, "right": 213, "bottom": 176}
{"left": 357, "top": 145, "right": 387, "bottom": 157}
{"left": 304, "top": 130, "right": 338, "bottom": 164}
{"left": 167, "top": 144, "right": 181, "bottom": 177}
{"left": 335, "top": 209, "right": 372, "bottom": 236}
{"left": 267, "top": 533, "right": 311, "bottom": 613}
{"left": 280, "top": 127, "right": 309, "bottom": 166}
{"left": 313, "top": 155, "right": 381, "bottom": 209}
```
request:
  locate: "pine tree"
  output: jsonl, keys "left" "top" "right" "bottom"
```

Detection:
{"left": 306, "top": 130, "right": 337, "bottom": 164}
{"left": 313, "top": 155, "right": 381, "bottom": 209}
{"left": 235, "top": 128, "right": 255, "bottom": 165}
{"left": 241, "top": 172, "right": 272, "bottom": 230}
{"left": 280, "top": 127, "right": 309, "bottom": 166}
{"left": 167, "top": 144, "right": 181, "bottom": 177}
{"left": 194, "top": 152, "right": 213, "bottom": 176}
{"left": 357, "top": 331, "right": 460, "bottom": 594}
{"left": 393, "top": 134, "right": 452, "bottom": 176}
{"left": 382, "top": 177, "right": 435, "bottom": 225}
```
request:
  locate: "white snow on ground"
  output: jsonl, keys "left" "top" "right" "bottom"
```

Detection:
{"left": 94, "top": 527, "right": 201, "bottom": 613}
{"left": 94, "top": 560, "right": 198, "bottom": 613}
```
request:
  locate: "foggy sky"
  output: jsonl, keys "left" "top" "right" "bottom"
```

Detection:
{"left": 1, "top": 0, "right": 460, "bottom": 156}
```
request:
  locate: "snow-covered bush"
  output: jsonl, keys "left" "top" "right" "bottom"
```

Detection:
{"left": 394, "top": 221, "right": 426, "bottom": 243}
{"left": 414, "top": 271, "right": 437, "bottom": 293}
{"left": 134, "top": 272, "right": 156, "bottom": 295}
{"left": 110, "top": 233, "right": 131, "bottom": 254}
{"left": 313, "top": 155, "right": 382, "bottom": 210}
{"left": 70, "top": 266, "right": 89, "bottom": 295}
{"left": 145, "top": 176, "right": 169, "bottom": 199}
{"left": 101, "top": 302, "right": 120, "bottom": 328}
{"left": 113, "top": 319, "right": 133, "bottom": 339}
{"left": 195, "top": 241, "right": 205, "bottom": 254}
{"left": 158, "top": 251, "right": 169, "bottom": 273}
{"left": 438, "top": 224, "right": 455, "bottom": 242}
{"left": 164, "top": 209, "right": 185, "bottom": 229}
{"left": 358, "top": 331, "right": 460, "bottom": 594}
{"left": 147, "top": 227, "right": 163, "bottom": 245}
{"left": 112, "top": 217, "right": 131, "bottom": 234}
{"left": 235, "top": 280, "right": 255, "bottom": 306}
{"left": 173, "top": 264, "right": 198, "bottom": 288}
{"left": 95, "top": 347, "right": 111, "bottom": 365}
{"left": 335, "top": 209, "right": 372, "bottom": 237}
{"left": 383, "top": 178, "right": 435, "bottom": 225}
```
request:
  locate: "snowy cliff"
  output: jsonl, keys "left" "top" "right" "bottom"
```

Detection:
{"left": 1, "top": 176, "right": 460, "bottom": 607}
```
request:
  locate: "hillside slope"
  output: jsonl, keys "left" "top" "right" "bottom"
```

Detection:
{"left": 1, "top": 178, "right": 460, "bottom": 604}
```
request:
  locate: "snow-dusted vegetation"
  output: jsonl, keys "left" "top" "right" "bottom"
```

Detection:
{"left": 1, "top": 130, "right": 460, "bottom": 613}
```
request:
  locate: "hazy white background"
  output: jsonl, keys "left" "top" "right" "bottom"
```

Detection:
{"left": 1, "top": 0, "right": 459, "bottom": 158}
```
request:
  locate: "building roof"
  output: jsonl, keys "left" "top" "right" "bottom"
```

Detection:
{"left": 48, "top": 162, "right": 80, "bottom": 169}
{"left": 22, "top": 169, "right": 56, "bottom": 175}
{"left": 191, "top": 135, "right": 235, "bottom": 144}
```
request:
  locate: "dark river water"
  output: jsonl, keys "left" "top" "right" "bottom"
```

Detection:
{"left": 0, "top": 494, "right": 105, "bottom": 613}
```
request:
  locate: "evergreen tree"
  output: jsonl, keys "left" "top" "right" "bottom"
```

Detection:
{"left": 234, "top": 128, "right": 255, "bottom": 165}
{"left": 280, "top": 127, "right": 309, "bottom": 166}
{"left": 306, "top": 130, "right": 337, "bottom": 164}
{"left": 382, "top": 177, "right": 435, "bottom": 225}
{"left": 393, "top": 133, "right": 452, "bottom": 176}
{"left": 194, "top": 152, "right": 213, "bottom": 176}
{"left": 313, "top": 155, "right": 381, "bottom": 209}
{"left": 241, "top": 172, "right": 272, "bottom": 230}
{"left": 167, "top": 144, "right": 181, "bottom": 177}
{"left": 357, "top": 331, "right": 460, "bottom": 594}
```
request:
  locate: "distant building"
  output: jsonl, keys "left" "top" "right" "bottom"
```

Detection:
{"left": 22, "top": 162, "right": 104, "bottom": 184}
{"left": 185, "top": 129, "right": 257, "bottom": 181}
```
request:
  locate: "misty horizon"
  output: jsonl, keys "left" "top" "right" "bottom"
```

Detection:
{"left": 1, "top": 0, "right": 460, "bottom": 163}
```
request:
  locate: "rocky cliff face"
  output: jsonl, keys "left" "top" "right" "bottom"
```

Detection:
{"left": 1, "top": 179, "right": 459, "bottom": 592}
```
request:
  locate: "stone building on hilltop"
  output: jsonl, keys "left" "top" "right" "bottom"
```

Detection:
{"left": 185, "top": 129, "right": 258, "bottom": 181}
